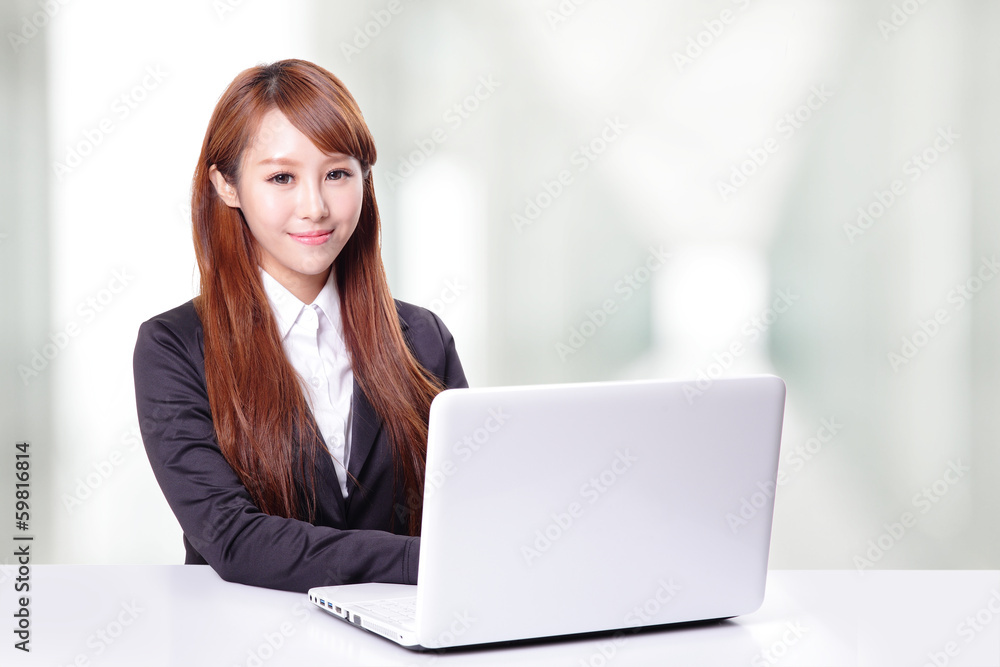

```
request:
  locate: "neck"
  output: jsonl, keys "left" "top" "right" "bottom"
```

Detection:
{"left": 263, "top": 266, "right": 330, "bottom": 304}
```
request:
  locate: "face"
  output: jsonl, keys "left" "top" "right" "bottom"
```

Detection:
{"left": 209, "top": 107, "right": 364, "bottom": 303}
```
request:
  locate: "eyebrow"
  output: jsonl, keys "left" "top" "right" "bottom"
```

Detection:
{"left": 256, "top": 155, "right": 354, "bottom": 167}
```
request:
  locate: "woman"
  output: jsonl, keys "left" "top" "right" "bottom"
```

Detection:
{"left": 133, "top": 59, "right": 467, "bottom": 593}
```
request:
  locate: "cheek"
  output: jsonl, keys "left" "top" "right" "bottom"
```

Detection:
{"left": 333, "top": 184, "right": 365, "bottom": 225}
{"left": 241, "top": 195, "right": 290, "bottom": 245}
{"left": 246, "top": 190, "right": 288, "bottom": 224}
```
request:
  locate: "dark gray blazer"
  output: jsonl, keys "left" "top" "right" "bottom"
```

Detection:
{"left": 132, "top": 298, "right": 468, "bottom": 593}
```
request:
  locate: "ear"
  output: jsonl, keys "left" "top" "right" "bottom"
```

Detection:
{"left": 208, "top": 165, "right": 241, "bottom": 208}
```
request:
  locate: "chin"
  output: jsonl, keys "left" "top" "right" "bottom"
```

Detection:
{"left": 300, "top": 259, "right": 336, "bottom": 276}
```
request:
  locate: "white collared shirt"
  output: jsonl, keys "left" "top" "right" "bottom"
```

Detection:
{"left": 259, "top": 267, "right": 353, "bottom": 499}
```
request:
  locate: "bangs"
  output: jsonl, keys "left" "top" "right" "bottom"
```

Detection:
{"left": 268, "top": 66, "right": 377, "bottom": 170}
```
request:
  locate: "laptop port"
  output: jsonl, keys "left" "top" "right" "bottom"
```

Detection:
{"left": 335, "top": 606, "right": 342, "bottom": 615}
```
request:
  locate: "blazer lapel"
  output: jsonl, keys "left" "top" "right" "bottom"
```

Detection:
{"left": 345, "top": 306, "right": 410, "bottom": 501}
{"left": 346, "top": 379, "right": 382, "bottom": 496}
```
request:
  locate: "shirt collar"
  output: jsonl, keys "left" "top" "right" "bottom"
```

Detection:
{"left": 259, "top": 267, "right": 343, "bottom": 341}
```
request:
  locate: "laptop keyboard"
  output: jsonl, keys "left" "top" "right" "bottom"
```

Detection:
{"left": 354, "top": 597, "right": 417, "bottom": 624}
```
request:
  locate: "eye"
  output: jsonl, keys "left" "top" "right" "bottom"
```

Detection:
{"left": 327, "top": 169, "right": 351, "bottom": 181}
{"left": 267, "top": 172, "right": 292, "bottom": 185}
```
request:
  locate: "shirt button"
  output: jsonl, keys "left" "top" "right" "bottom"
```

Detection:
{"left": 310, "top": 376, "right": 321, "bottom": 388}
{"left": 302, "top": 307, "right": 318, "bottom": 332}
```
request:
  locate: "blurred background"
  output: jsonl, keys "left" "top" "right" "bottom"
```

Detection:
{"left": 1, "top": 0, "right": 997, "bottom": 571}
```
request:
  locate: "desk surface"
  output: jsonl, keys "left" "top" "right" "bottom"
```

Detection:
{"left": 2, "top": 566, "right": 998, "bottom": 666}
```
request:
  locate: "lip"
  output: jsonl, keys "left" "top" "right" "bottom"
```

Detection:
{"left": 290, "top": 230, "right": 333, "bottom": 246}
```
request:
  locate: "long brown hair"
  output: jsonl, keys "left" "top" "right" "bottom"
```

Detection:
{"left": 191, "top": 59, "right": 443, "bottom": 534}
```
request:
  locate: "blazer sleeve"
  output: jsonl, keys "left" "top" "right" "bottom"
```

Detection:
{"left": 133, "top": 305, "right": 430, "bottom": 593}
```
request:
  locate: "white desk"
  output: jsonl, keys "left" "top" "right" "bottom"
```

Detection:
{"left": 2, "top": 566, "right": 998, "bottom": 666}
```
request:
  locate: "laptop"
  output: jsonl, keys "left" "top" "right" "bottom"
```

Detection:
{"left": 308, "top": 374, "right": 786, "bottom": 649}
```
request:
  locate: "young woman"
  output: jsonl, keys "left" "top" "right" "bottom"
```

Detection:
{"left": 133, "top": 59, "right": 467, "bottom": 593}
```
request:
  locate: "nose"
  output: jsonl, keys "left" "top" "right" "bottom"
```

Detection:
{"left": 297, "top": 178, "right": 329, "bottom": 221}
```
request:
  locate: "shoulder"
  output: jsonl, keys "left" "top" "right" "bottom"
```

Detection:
{"left": 394, "top": 299, "right": 454, "bottom": 349}
{"left": 140, "top": 299, "right": 202, "bottom": 331}
{"left": 393, "top": 299, "right": 465, "bottom": 386}
{"left": 133, "top": 298, "right": 205, "bottom": 372}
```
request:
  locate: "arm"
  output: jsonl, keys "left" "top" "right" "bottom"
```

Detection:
{"left": 133, "top": 309, "right": 418, "bottom": 593}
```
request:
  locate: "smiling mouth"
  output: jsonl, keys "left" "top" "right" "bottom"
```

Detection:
{"left": 290, "top": 230, "right": 333, "bottom": 246}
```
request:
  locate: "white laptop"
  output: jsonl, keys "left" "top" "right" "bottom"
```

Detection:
{"left": 308, "top": 374, "right": 786, "bottom": 649}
